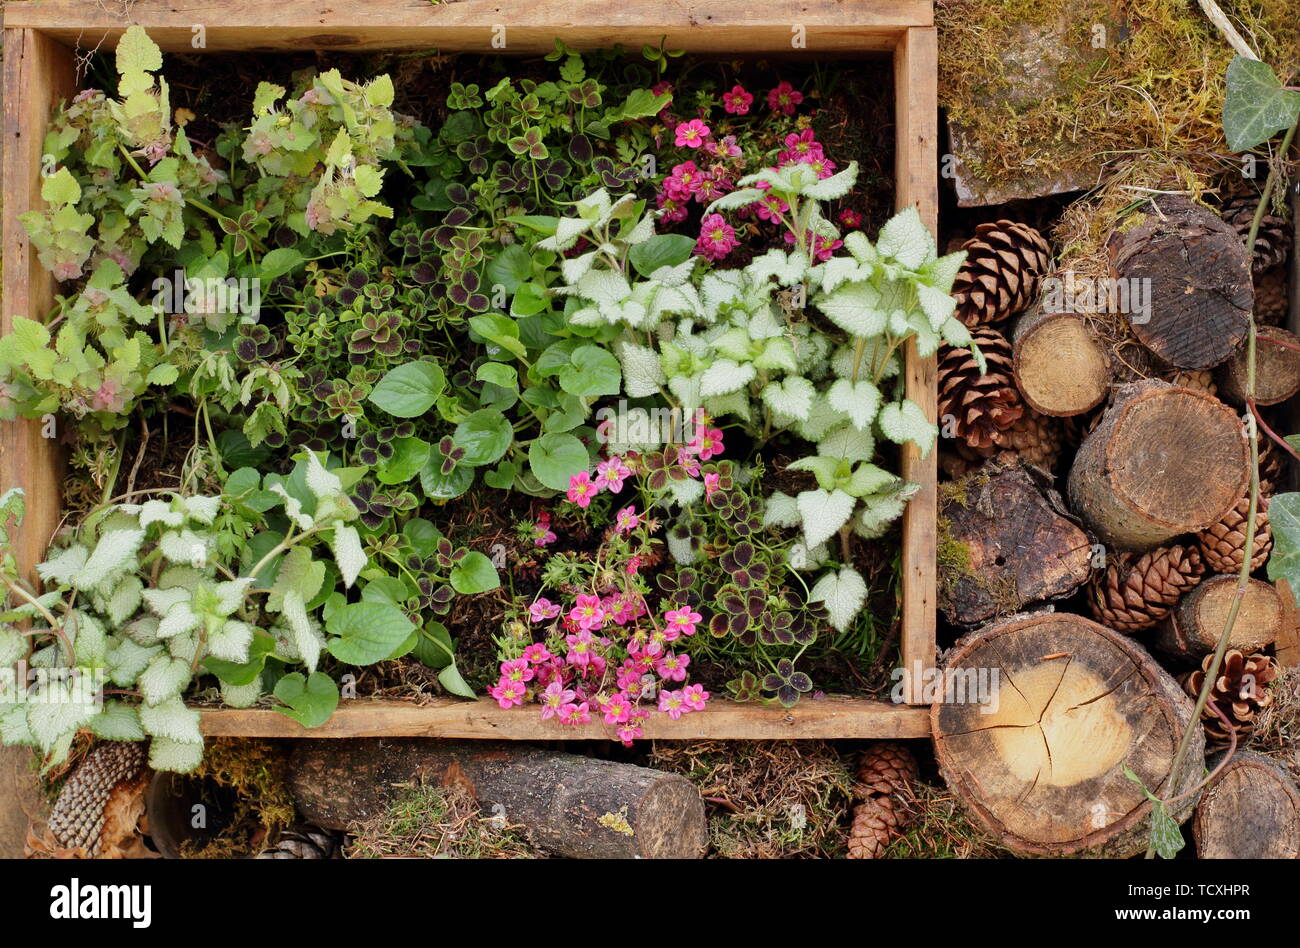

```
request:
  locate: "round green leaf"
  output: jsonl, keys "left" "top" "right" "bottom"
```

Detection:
{"left": 528, "top": 432, "right": 589, "bottom": 491}
{"left": 325, "top": 602, "right": 416, "bottom": 666}
{"left": 369, "top": 362, "right": 446, "bottom": 418}
{"left": 558, "top": 345, "right": 621, "bottom": 397}
{"left": 449, "top": 550, "right": 501, "bottom": 594}
{"left": 419, "top": 456, "right": 474, "bottom": 500}
{"left": 376, "top": 437, "right": 430, "bottom": 485}
{"left": 452, "top": 408, "right": 513, "bottom": 467}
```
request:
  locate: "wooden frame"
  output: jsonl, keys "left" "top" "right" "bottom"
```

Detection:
{"left": 1, "top": 1, "right": 938, "bottom": 741}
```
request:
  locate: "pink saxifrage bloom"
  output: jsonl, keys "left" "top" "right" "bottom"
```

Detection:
{"left": 682, "top": 683, "right": 710, "bottom": 711}
{"left": 767, "top": 81, "right": 804, "bottom": 115}
{"left": 722, "top": 84, "right": 753, "bottom": 114}
{"left": 558, "top": 701, "right": 592, "bottom": 725}
{"left": 490, "top": 679, "right": 527, "bottom": 709}
{"left": 694, "top": 213, "right": 738, "bottom": 262}
{"left": 566, "top": 470, "right": 598, "bottom": 507}
{"left": 665, "top": 607, "right": 702, "bottom": 637}
{"left": 655, "top": 651, "right": 690, "bottom": 682}
{"left": 539, "top": 680, "right": 576, "bottom": 720}
{"left": 658, "top": 688, "right": 689, "bottom": 719}
{"left": 674, "top": 118, "right": 711, "bottom": 149}
{"left": 529, "top": 597, "right": 561, "bottom": 623}
{"left": 521, "top": 642, "right": 553, "bottom": 664}
{"left": 595, "top": 456, "right": 632, "bottom": 493}
{"left": 615, "top": 505, "right": 642, "bottom": 534}
{"left": 687, "top": 425, "right": 724, "bottom": 461}
{"left": 568, "top": 595, "right": 605, "bottom": 632}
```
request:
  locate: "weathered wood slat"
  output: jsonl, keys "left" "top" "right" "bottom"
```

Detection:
{"left": 895, "top": 26, "right": 938, "bottom": 702}
{"left": 2, "top": 29, "right": 76, "bottom": 587}
{"left": 5, "top": 0, "right": 931, "bottom": 52}
{"left": 200, "top": 697, "right": 932, "bottom": 739}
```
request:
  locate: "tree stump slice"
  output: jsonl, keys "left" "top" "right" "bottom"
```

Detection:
{"left": 1012, "top": 308, "right": 1111, "bottom": 416}
{"left": 939, "top": 464, "right": 1093, "bottom": 626}
{"left": 1218, "top": 326, "right": 1300, "bottom": 407}
{"left": 1194, "top": 750, "right": 1300, "bottom": 859}
{"left": 289, "top": 739, "right": 707, "bottom": 859}
{"left": 1067, "top": 381, "right": 1249, "bottom": 551}
{"left": 1108, "top": 195, "right": 1253, "bottom": 369}
{"left": 1156, "top": 575, "right": 1281, "bottom": 660}
{"left": 932, "top": 612, "right": 1203, "bottom": 857}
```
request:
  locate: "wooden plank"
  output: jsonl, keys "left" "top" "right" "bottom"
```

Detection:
{"left": 5, "top": 0, "right": 930, "bottom": 52}
{"left": 894, "top": 26, "right": 938, "bottom": 704}
{"left": 200, "top": 697, "right": 932, "bottom": 740}
{"left": 1, "top": 29, "right": 75, "bottom": 587}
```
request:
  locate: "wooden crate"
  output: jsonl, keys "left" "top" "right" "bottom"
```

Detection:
{"left": 1, "top": 0, "right": 938, "bottom": 741}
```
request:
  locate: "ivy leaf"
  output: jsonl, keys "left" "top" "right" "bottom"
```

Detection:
{"left": 1122, "top": 765, "right": 1186, "bottom": 859}
{"left": 796, "top": 488, "right": 856, "bottom": 549}
{"left": 809, "top": 566, "right": 868, "bottom": 632}
{"left": 1223, "top": 56, "right": 1300, "bottom": 152}
{"left": 272, "top": 672, "right": 340, "bottom": 728}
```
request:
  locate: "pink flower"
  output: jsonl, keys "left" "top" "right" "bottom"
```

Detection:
{"left": 529, "top": 597, "right": 561, "bottom": 623}
{"left": 679, "top": 452, "right": 701, "bottom": 478}
{"left": 704, "top": 134, "right": 742, "bottom": 159}
{"left": 568, "top": 595, "right": 605, "bottom": 632}
{"left": 694, "top": 213, "right": 738, "bottom": 262}
{"left": 655, "top": 651, "right": 690, "bottom": 682}
{"left": 651, "top": 80, "right": 673, "bottom": 98}
{"left": 489, "top": 678, "right": 527, "bottom": 709}
{"left": 658, "top": 689, "right": 688, "bottom": 719}
{"left": 500, "top": 658, "right": 535, "bottom": 684}
{"left": 664, "top": 160, "right": 703, "bottom": 201}
{"left": 754, "top": 181, "right": 790, "bottom": 223}
{"left": 595, "top": 456, "right": 632, "bottom": 493}
{"left": 674, "top": 118, "right": 711, "bottom": 149}
{"left": 687, "top": 426, "right": 724, "bottom": 461}
{"left": 665, "top": 607, "right": 702, "bottom": 637}
{"left": 683, "top": 683, "right": 710, "bottom": 711}
{"left": 617, "top": 659, "right": 650, "bottom": 692}
{"left": 539, "top": 680, "right": 576, "bottom": 720}
{"left": 566, "top": 470, "right": 598, "bottom": 507}
{"left": 838, "top": 208, "right": 864, "bottom": 228}
{"left": 625, "top": 554, "right": 643, "bottom": 576}
{"left": 616, "top": 722, "right": 643, "bottom": 746}
{"left": 521, "top": 642, "right": 553, "bottom": 664}
{"left": 722, "top": 84, "right": 753, "bottom": 114}
{"left": 779, "top": 129, "right": 823, "bottom": 164}
{"left": 615, "top": 505, "right": 641, "bottom": 534}
{"left": 601, "top": 691, "right": 633, "bottom": 725}
{"left": 529, "top": 509, "right": 557, "bottom": 547}
{"left": 696, "top": 168, "right": 732, "bottom": 202}
{"left": 801, "top": 154, "right": 837, "bottom": 179}
{"left": 565, "top": 630, "right": 598, "bottom": 668}
{"left": 704, "top": 472, "right": 721, "bottom": 499}
{"left": 785, "top": 229, "right": 844, "bottom": 262}
{"left": 657, "top": 191, "right": 689, "bottom": 223}
{"left": 558, "top": 701, "right": 591, "bottom": 725}
{"left": 767, "top": 81, "right": 804, "bottom": 115}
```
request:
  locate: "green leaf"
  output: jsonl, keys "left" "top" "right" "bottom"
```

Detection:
{"left": 557, "top": 345, "right": 621, "bottom": 397}
{"left": 468, "top": 313, "right": 528, "bottom": 359}
{"left": 115, "top": 25, "right": 163, "bottom": 79}
{"left": 486, "top": 244, "right": 533, "bottom": 293}
{"left": 438, "top": 661, "right": 477, "bottom": 699}
{"left": 412, "top": 621, "right": 454, "bottom": 669}
{"left": 1122, "top": 764, "right": 1186, "bottom": 859}
{"left": 452, "top": 409, "right": 513, "bottom": 467}
{"left": 629, "top": 234, "right": 696, "bottom": 277}
{"left": 419, "top": 456, "right": 474, "bottom": 500}
{"left": 476, "top": 361, "right": 518, "bottom": 391}
{"left": 1267, "top": 492, "right": 1300, "bottom": 587}
{"left": 325, "top": 601, "right": 416, "bottom": 665}
{"left": 449, "top": 550, "right": 501, "bottom": 594}
{"left": 257, "top": 248, "right": 305, "bottom": 281}
{"left": 376, "top": 437, "right": 430, "bottom": 485}
{"left": 369, "top": 361, "right": 446, "bottom": 417}
{"left": 272, "top": 672, "right": 340, "bottom": 728}
{"left": 40, "top": 167, "right": 81, "bottom": 206}
{"left": 1223, "top": 56, "right": 1300, "bottom": 152}
{"left": 528, "top": 431, "right": 589, "bottom": 491}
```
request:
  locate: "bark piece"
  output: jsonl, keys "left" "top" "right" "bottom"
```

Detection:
{"left": 938, "top": 463, "right": 1093, "bottom": 626}
{"left": 1011, "top": 308, "right": 1111, "bottom": 416}
{"left": 1108, "top": 195, "right": 1253, "bottom": 369}
{"left": 932, "top": 612, "right": 1203, "bottom": 857}
{"left": 1066, "top": 380, "right": 1249, "bottom": 550}
{"left": 1156, "top": 575, "right": 1281, "bottom": 660}
{"left": 1194, "top": 750, "right": 1300, "bottom": 859}
{"left": 289, "top": 739, "right": 707, "bottom": 859}
{"left": 1217, "top": 325, "right": 1300, "bottom": 407}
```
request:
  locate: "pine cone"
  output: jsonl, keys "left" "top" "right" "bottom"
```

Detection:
{"left": 952, "top": 221, "right": 1052, "bottom": 327}
{"left": 255, "top": 824, "right": 341, "bottom": 859}
{"left": 47, "top": 742, "right": 147, "bottom": 856}
{"left": 991, "top": 409, "right": 1062, "bottom": 469}
{"left": 846, "top": 794, "right": 899, "bottom": 859}
{"left": 1180, "top": 649, "right": 1278, "bottom": 744}
{"left": 938, "top": 327, "right": 1024, "bottom": 450}
{"left": 1198, "top": 495, "right": 1272, "bottom": 574}
{"left": 1087, "top": 544, "right": 1206, "bottom": 634}
{"left": 854, "top": 742, "right": 920, "bottom": 799}
{"left": 1255, "top": 266, "right": 1288, "bottom": 326}
{"left": 1166, "top": 368, "right": 1217, "bottom": 396}
{"left": 1259, "top": 438, "right": 1286, "bottom": 495}
{"left": 1221, "top": 189, "right": 1292, "bottom": 276}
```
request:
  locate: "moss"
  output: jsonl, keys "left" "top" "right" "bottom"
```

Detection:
{"left": 345, "top": 782, "right": 540, "bottom": 858}
{"left": 177, "top": 739, "right": 296, "bottom": 858}
{"left": 937, "top": 0, "right": 1300, "bottom": 193}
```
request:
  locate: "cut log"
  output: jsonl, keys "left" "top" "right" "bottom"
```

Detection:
{"left": 1193, "top": 750, "right": 1300, "bottom": 859}
{"left": 938, "top": 462, "right": 1093, "bottom": 626}
{"left": 1108, "top": 195, "right": 1253, "bottom": 369}
{"left": 1217, "top": 325, "right": 1300, "bottom": 407}
{"left": 1067, "top": 380, "right": 1249, "bottom": 551}
{"left": 1156, "top": 575, "right": 1282, "bottom": 661}
{"left": 1011, "top": 307, "right": 1111, "bottom": 417}
{"left": 932, "top": 612, "right": 1203, "bottom": 857}
{"left": 289, "top": 739, "right": 707, "bottom": 859}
